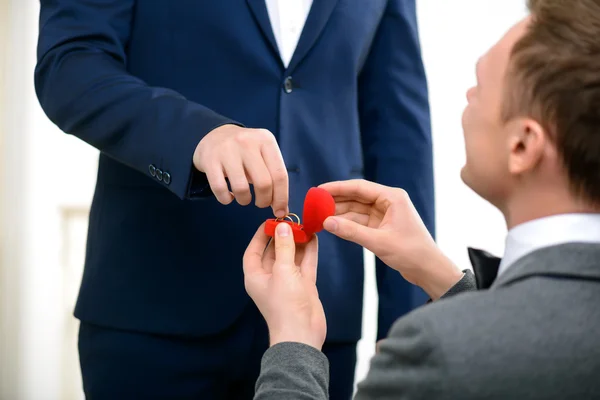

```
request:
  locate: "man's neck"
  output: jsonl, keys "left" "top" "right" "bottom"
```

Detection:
{"left": 502, "top": 187, "right": 600, "bottom": 230}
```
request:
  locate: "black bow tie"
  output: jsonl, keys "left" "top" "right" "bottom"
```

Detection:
{"left": 467, "top": 247, "right": 501, "bottom": 289}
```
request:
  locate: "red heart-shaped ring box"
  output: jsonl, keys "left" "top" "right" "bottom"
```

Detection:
{"left": 264, "top": 187, "right": 335, "bottom": 243}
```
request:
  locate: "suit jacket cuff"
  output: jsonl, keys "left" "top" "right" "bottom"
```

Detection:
{"left": 440, "top": 269, "right": 477, "bottom": 299}
{"left": 426, "top": 269, "right": 477, "bottom": 304}
{"left": 254, "top": 342, "right": 329, "bottom": 400}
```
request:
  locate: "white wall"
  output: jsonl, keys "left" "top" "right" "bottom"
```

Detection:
{"left": 354, "top": 0, "right": 528, "bottom": 387}
{"left": 0, "top": 1, "right": 528, "bottom": 399}
{"left": 1, "top": 1, "right": 97, "bottom": 399}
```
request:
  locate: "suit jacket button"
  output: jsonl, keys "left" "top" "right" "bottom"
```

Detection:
{"left": 163, "top": 172, "right": 171, "bottom": 185}
{"left": 149, "top": 164, "right": 156, "bottom": 177}
{"left": 284, "top": 76, "right": 293, "bottom": 93}
{"left": 156, "top": 169, "right": 163, "bottom": 182}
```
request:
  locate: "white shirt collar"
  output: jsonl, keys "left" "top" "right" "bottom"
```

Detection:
{"left": 498, "top": 213, "right": 600, "bottom": 277}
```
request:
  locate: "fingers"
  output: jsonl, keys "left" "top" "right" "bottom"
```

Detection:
{"left": 334, "top": 211, "right": 371, "bottom": 227}
{"left": 334, "top": 201, "right": 387, "bottom": 227}
{"left": 222, "top": 153, "right": 252, "bottom": 206}
{"left": 243, "top": 223, "right": 271, "bottom": 275}
{"left": 263, "top": 239, "right": 276, "bottom": 274}
{"left": 323, "top": 216, "right": 382, "bottom": 252}
{"left": 319, "top": 180, "right": 386, "bottom": 204}
{"left": 261, "top": 140, "right": 289, "bottom": 218}
{"left": 205, "top": 166, "right": 234, "bottom": 205}
{"left": 273, "top": 223, "right": 296, "bottom": 269}
{"left": 198, "top": 127, "right": 289, "bottom": 212}
{"left": 243, "top": 150, "right": 273, "bottom": 209}
{"left": 334, "top": 200, "right": 373, "bottom": 217}
{"left": 300, "top": 236, "right": 319, "bottom": 284}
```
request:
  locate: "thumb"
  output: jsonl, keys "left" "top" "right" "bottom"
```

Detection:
{"left": 323, "top": 217, "right": 382, "bottom": 252}
{"left": 273, "top": 222, "right": 297, "bottom": 274}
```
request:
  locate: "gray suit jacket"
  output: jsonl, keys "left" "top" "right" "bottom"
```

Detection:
{"left": 254, "top": 243, "right": 600, "bottom": 399}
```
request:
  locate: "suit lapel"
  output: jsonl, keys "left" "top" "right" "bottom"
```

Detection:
{"left": 246, "top": 0, "right": 281, "bottom": 61}
{"left": 287, "top": 0, "right": 339, "bottom": 72}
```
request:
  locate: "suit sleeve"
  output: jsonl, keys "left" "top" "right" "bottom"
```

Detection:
{"left": 34, "top": 0, "right": 236, "bottom": 199}
{"left": 354, "top": 314, "right": 451, "bottom": 400}
{"left": 254, "top": 343, "right": 329, "bottom": 400}
{"left": 357, "top": 0, "right": 435, "bottom": 339}
{"left": 440, "top": 270, "right": 477, "bottom": 298}
{"left": 425, "top": 270, "right": 478, "bottom": 304}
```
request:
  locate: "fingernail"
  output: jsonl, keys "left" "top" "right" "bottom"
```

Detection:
{"left": 275, "top": 209, "right": 286, "bottom": 218}
{"left": 277, "top": 223, "right": 290, "bottom": 237}
{"left": 323, "top": 217, "right": 337, "bottom": 232}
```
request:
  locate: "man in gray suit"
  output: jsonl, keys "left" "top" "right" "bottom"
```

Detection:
{"left": 241, "top": 0, "right": 600, "bottom": 398}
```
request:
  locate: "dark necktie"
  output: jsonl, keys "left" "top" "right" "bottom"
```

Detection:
{"left": 467, "top": 247, "right": 502, "bottom": 289}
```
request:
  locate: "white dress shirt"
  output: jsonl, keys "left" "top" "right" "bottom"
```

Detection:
{"left": 265, "top": 0, "right": 313, "bottom": 67}
{"left": 498, "top": 213, "right": 600, "bottom": 276}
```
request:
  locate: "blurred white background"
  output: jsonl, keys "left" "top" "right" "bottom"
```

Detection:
{"left": 0, "top": 1, "right": 527, "bottom": 399}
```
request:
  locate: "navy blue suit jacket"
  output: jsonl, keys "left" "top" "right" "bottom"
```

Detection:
{"left": 35, "top": 0, "right": 434, "bottom": 342}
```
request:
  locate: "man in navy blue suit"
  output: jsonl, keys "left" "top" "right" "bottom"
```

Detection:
{"left": 34, "top": 1, "right": 434, "bottom": 398}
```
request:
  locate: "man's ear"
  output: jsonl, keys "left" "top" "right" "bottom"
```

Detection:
{"left": 507, "top": 119, "right": 546, "bottom": 175}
